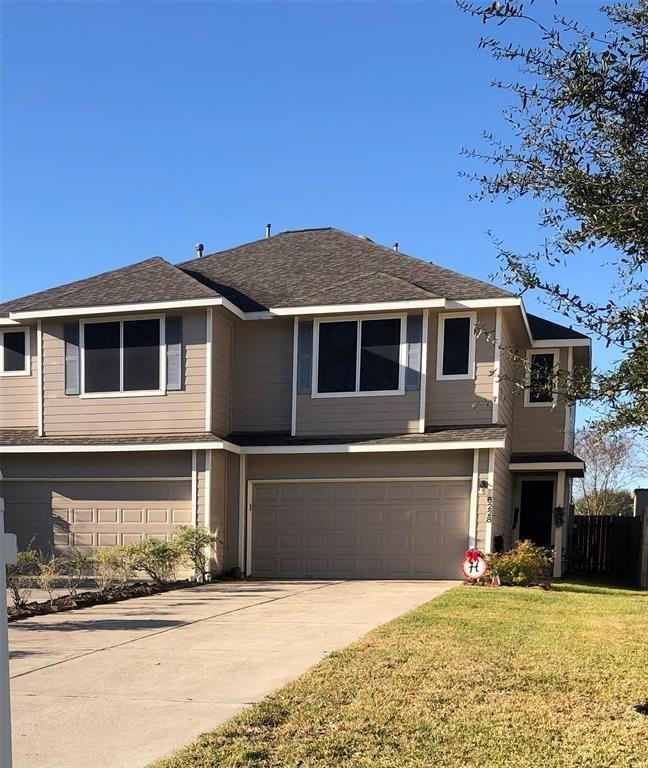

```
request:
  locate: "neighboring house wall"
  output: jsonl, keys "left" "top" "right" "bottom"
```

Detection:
{"left": 426, "top": 309, "right": 496, "bottom": 426}
{"left": 231, "top": 317, "right": 293, "bottom": 433}
{"left": 0, "top": 451, "right": 193, "bottom": 553}
{"left": 41, "top": 309, "right": 208, "bottom": 436}
{"left": 211, "top": 308, "right": 233, "bottom": 436}
{"left": 0, "top": 324, "right": 38, "bottom": 429}
{"left": 511, "top": 347, "right": 569, "bottom": 453}
{"left": 296, "top": 391, "right": 420, "bottom": 436}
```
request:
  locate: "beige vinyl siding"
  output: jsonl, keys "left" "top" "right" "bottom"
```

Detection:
{"left": 426, "top": 309, "right": 496, "bottom": 426}
{"left": 208, "top": 449, "right": 227, "bottom": 571}
{"left": 511, "top": 347, "right": 569, "bottom": 453}
{"left": 195, "top": 449, "right": 206, "bottom": 527}
{"left": 496, "top": 312, "right": 517, "bottom": 428}
{"left": 247, "top": 450, "right": 473, "bottom": 481}
{"left": 0, "top": 450, "right": 192, "bottom": 553}
{"left": 224, "top": 451, "right": 240, "bottom": 571}
{"left": 492, "top": 447, "right": 514, "bottom": 550}
{"left": 211, "top": 308, "right": 233, "bottom": 436}
{"left": 41, "top": 309, "right": 207, "bottom": 436}
{"left": 296, "top": 391, "right": 420, "bottom": 436}
{"left": 231, "top": 317, "right": 293, "bottom": 433}
{"left": 0, "top": 325, "right": 38, "bottom": 428}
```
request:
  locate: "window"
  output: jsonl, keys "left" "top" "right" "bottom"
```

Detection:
{"left": 436, "top": 313, "right": 475, "bottom": 380}
{"left": 0, "top": 328, "right": 29, "bottom": 375}
{"left": 81, "top": 316, "right": 164, "bottom": 396}
{"left": 314, "top": 316, "right": 405, "bottom": 396}
{"left": 525, "top": 350, "right": 558, "bottom": 406}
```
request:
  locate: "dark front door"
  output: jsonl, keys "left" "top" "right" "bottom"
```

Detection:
{"left": 519, "top": 480, "right": 554, "bottom": 547}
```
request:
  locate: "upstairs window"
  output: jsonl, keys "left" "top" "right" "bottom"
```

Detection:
{"left": 314, "top": 316, "right": 404, "bottom": 396}
{"left": 436, "top": 313, "right": 475, "bottom": 380}
{"left": 81, "top": 317, "right": 163, "bottom": 396}
{"left": 525, "top": 350, "right": 558, "bottom": 406}
{"left": 0, "top": 328, "right": 29, "bottom": 375}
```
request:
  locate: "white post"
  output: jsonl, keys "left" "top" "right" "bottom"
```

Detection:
{"left": 0, "top": 500, "right": 17, "bottom": 768}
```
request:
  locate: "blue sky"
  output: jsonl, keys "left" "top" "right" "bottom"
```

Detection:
{"left": 1, "top": 1, "right": 628, "bottom": 439}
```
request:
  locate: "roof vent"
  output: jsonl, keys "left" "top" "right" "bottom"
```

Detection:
{"left": 194, "top": 243, "right": 204, "bottom": 258}
{"left": 393, "top": 242, "right": 399, "bottom": 252}
{"left": 265, "top": 223, "right": 271, "bottom": 239}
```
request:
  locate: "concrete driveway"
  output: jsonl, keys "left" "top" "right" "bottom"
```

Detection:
{"left": 8, "top": 579, "right": 455, "bottom": 768}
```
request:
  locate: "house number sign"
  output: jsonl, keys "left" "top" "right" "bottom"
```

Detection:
{"left": 486, "top": 495, "right": 493, "bottom": 524}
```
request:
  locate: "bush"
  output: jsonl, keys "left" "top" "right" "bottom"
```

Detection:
{"left": 487, "top": 540, "right": 552, "bottom": 586}
{"left": 37, "top": 553, "right": 65, "bottom": 604}
{"left": 6, "top": 549, "right": 39, "bottom": 610}
{"left": 174, "top": 525, "right": 218, "bottom": 582}
{"left": 129, "top": 538, "right": 183, "bottom": 586}
{"left": 57, "top": 549, "right": 94, "bottom": 599}
{"left": 90, "top": 546, "right": 135, "bottom": 593}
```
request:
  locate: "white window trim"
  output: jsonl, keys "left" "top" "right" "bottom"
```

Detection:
{"left": 79, "top": 314, "right": 166, "bottom": 398}
{"left": 0, "top": 327, "right": 30, "bottom": 376}
{"left": 524, "top": 348, "right": 560, "bottom": 408}
{"left": 436, "top": 311, "right": 476, "bottom": 381}
{"left": 311, "top": 313, "right": 407, "bottom": 399}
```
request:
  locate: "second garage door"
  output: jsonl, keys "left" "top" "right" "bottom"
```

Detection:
{"left": 250, "top": 479, "right": 470, "bottom": 579}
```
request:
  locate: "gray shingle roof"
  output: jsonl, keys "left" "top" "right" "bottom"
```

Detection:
{"left": 526, "top": 313, "right": 589, "bottom": 341}
{"left": 228, "top": 424, "right": 506, "bottom": 447}
{"left": 0, "top": 425, "right": 505, "bottom": 448}
{"left": 0, "top": 429, "right": 225, "bottom": 447}
{"left": 179, "top": 228, "right": 514, "bottom": 311}
{"left": 0, "top": 257, "right": 220, "bottom": 317}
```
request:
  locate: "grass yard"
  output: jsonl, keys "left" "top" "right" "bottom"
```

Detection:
{"left": 152, "top": 581, "right": 648, "bottom": 768}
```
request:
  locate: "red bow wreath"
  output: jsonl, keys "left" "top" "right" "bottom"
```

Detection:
{"left": 465, "top": 547, "right": 482, "bottom": 563}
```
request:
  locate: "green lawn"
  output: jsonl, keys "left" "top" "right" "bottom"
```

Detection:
{"left": 152, "top": 581, "right": 648, "bottom": 768}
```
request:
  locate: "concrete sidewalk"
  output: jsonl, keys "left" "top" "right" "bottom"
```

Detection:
{"left": 8, "top": 579, "right": 455, "bottom": 768}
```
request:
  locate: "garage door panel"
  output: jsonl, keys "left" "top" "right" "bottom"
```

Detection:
{"left": 251, "top": 479, "right": 470, "bottom": 579}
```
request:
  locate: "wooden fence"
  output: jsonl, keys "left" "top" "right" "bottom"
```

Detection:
{"left": 569, "top": 514, "right": 643, "bottom": 584}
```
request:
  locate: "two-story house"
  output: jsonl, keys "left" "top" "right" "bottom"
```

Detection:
{"left": 0, "top": 228, "right": 590, "bottom": 579}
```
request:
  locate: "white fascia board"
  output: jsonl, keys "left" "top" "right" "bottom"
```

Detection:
{"left": 509, "top": 461, "right": 585, "bottom": 471}
{"left": 9, "top": 298, "right": 225, "bottom": 320}
{"left": 240, "top": 439, "right": 505, "bottom": 455}
{"left": 1, "top": 441, "right": 226, "bottom": 454}
{"left": 0, "top": 318, "right": 21, "bottom": 326}
{"left": 533, "top": 338, "right": 590, "bottom": 348}
{"left": 445, "top": 298, "right": 521, "bottom": 309}
{"left": 269, "top": 299, "right": 447, "bottom": 316}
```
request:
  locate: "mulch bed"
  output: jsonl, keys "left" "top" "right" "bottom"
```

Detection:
{"left": 7, "top": 579, "right": 210, "bottom": 622}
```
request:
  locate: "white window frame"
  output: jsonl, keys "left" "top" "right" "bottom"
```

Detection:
{"left": 80, "top": 314, "right": 166, "bottom": 398}
{"left": 436, "top": 312, "right": 476, "bottom": 381}
{"left": 0, "top": 327, "right": 30, "bottom": 376}
{"left": 524, "top": 348, "right": 559, "bottom": 407}
{"left": 312, "top": 313, "right": 407, "bottom": 398}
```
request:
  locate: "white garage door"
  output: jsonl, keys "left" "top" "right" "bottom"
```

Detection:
{"left": 251, "top": 479, "right": 470, "bottom": 579}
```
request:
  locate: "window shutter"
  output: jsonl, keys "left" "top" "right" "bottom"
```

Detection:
{"left": 166, "top": 316, "right": 183, "bottom": 391}
{"left": 297, "top": 320, "right": 313, "bottom": 395}
{"left": 64, "top": 322, "right": 80, "bottom": 395}
{"left": 405, "top": 314, "right": 423, "bottom": 391}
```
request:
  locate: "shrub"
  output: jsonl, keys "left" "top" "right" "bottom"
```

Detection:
{"left": 487, "top": 540, "right": 552, "bottom": 586}
{"left": 174, "top": 525, "right": 218, "bottom": 582}
{"left": 129, "top": 538, "right": 183, "bottom": 586}
{"left": 90, "top": 546, "right": 135, "bottom": 593}
{"left": 6, "top": 549, "right": 39, "bottom": 610}
{"left": 37, "top": 553, "right": 64, "bottom": 604}
{"left": 57, "top": 549, "right": 94, "bottom": 599}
